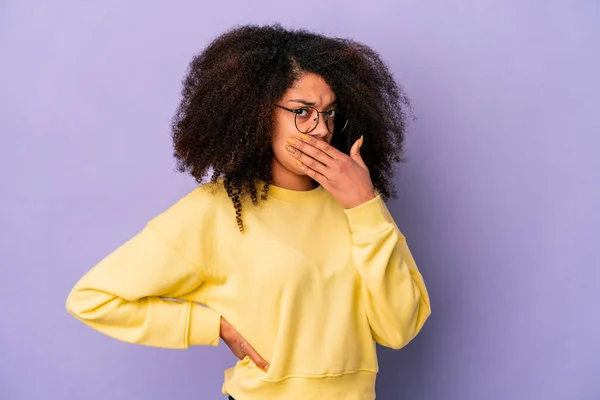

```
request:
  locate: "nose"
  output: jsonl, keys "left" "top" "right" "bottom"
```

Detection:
{"left": 309, "top": 114, "right": 330, "bottom": 139}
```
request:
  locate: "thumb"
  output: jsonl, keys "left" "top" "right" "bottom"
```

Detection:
{"left": 350, "top": 135, "right": 367, "bottom": 169}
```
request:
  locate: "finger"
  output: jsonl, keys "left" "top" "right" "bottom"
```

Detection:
{"left": 288, "top": 136, "right": 334, "bottom": 166}
{"left": 231, "top": 339, "right": 246, "bottom": 359}
{"left": 297, "top": 134, "right": 344, "bottom": 161}
{"left": 350, "top": 136, "right": 368, "bottom": 169}
{"left": 241, "top": 341, "right": 270, "bottom": 372}
{"left": 234, "top": 348, "right": 246, "bottom": 360}
{"left": 294, "top": 159, "right": 328, "bottom": 185}
{"left": 285, "top": 144, "right": 329, "bottom": 177}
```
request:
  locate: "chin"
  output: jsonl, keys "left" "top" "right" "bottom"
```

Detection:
{"left": 290, "top": 165, "right": 307, "bottom": 176}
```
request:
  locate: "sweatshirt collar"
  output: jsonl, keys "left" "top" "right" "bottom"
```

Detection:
{"left": 257, "top": 180, "right": 328, "bottom": 205}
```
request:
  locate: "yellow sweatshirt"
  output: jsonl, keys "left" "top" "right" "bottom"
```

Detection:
{"left": 66, "top": 179, "right": 431, "bottom": 400}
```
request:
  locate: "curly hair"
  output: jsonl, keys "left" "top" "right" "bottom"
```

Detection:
{"left": 171, "top": 24, "right": 411, "bottom": 232}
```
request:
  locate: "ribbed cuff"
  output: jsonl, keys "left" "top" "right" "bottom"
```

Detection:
{"left": 344, "top": 195, "right": 394, "bottom": 239}
{"left": 187, "top": 302, "right": 221, "bottom": 347}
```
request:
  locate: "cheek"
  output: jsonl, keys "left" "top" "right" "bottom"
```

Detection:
{"left": 271, "top": 116, "right": 294, "bottom": 154}
{"left": 271, "top": 136, "right": 285, "bottom": 160}
{"left": 271, "top": 114, "right": 285, "bottom": 141}
{"left": 271, "top": 127, "right": 285, "bottom": 153}
{"left": 270, "top": 129, "right": 289, "bottom": 163}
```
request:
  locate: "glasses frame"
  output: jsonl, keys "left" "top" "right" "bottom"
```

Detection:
{"left": 275, "top": 104, "right": 349, "bottom": 135}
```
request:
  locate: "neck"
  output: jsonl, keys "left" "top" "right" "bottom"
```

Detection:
{"left": 271, "top": 159, "right": 316, "bottom": 191}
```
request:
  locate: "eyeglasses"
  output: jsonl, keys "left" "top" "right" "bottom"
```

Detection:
{"left": 275, "top": 105, "right": 349, "bottom": 135}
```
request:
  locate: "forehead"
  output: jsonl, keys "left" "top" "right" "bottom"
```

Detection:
{"left": 283, "top": 73, "right": 335, "bottom": 102}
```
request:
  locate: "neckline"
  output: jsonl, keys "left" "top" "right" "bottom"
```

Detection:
{"left": 257, "top": 180, "right": 328, "bottom": 205}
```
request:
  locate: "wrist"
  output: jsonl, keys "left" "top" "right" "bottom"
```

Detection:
{"left": 344, "top": 191, "right": 376, "bottom": 209}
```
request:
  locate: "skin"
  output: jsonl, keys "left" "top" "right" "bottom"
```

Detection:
{"left": 219, "top": 72, "right": 377, "bottom": 372}
{"left": 271, "top": 72, "right": 337, "bottom": 191}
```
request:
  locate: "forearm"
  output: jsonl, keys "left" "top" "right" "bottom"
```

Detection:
{"left": 66, "top": 289, "right": 221, "bottom": 348}
{"left": 345, "top": 195, "right": 431, "bottom": 349}
{"left": 66, "top": 224, "right": 220, "bottom": 348}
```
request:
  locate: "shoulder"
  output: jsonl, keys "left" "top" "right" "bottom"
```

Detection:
{"left": 146, "top": 178, "right": 229, "bottom": 239}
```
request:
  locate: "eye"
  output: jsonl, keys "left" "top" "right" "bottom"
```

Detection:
{"left": 293, "top": 108, "right": 310, "bottom": 117}
{"left": 326, "top": 109, "right": 337, "bottom": 118}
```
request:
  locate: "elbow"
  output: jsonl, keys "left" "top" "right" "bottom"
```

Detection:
{"left": 65, "top": 287, "right": 89, "bottom": 319}
{"left": 65, "top": 287, "right": 117, "bottom": 321}
{"left": 385, "top": 337, "right": 411, "bottom": 351}
{"left": 402, "top": 295, "right": 431, "bottom": 343}
{"left": 401, "top": 298, "right": 432, "bottom": 348}
{"left": 375, "top": 327, "right": 414, "bottom": 350}
{"left": 377, "top": 298, "right": 432, "bottom": 350}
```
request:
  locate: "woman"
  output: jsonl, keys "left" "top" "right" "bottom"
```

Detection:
{"left": 66, "top": 24, "right": 431, "bottom": 400}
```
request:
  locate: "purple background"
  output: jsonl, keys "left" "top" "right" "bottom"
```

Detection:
{"left": 1, "top": 1, "right": 599, "bottom": 399}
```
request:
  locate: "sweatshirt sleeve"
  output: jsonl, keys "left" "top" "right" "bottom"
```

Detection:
{"left": 344, "top": 194, "right": 431, "bottom": 350}
{"left": 65, "top": 191, "right": 221, "bottom": 349}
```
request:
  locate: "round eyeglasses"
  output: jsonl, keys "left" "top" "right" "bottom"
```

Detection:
{"left": 275, "top": 105, "right": 349, "bottom": 135}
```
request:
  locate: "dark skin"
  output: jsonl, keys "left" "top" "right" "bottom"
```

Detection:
{"left": 219, "top": 72, "right": 376, "bottom": 371}
{"left": 172, "top": 24, "right": 410, "bottom": 233}
{"left": 219, "top": 318, "right": 270, "bottom": 370}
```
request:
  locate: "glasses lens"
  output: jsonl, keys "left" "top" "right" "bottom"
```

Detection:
{"left": 294, "top": 107, "right": 319, "bottom": 133}
{"left": 326, "top": 110, "right": 348, "bottom": 135}
{"left": 293, "top": 107, "right": 349, "bottom": 134}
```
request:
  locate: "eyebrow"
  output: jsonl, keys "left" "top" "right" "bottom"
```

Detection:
{"left": 287, "top": 99, "right": 338, "bottom": 107}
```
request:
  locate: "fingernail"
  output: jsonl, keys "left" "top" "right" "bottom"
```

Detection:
{"left": 285, "top": 144, "right": 297, "bottom": 154}
{"left": 286, "top": 137, "right": 297, "bottom": 145}
{"left": 265, "top": 365, "right": 270, "bottom": 371}
{"left": 295, "top": 160, "right": 303, "bottom": 166}
{"left": 299, "top": 133, "right": 310, "bottom": 141}
{"left": 359, "top": 135, "right": 364, "bottom": 148}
